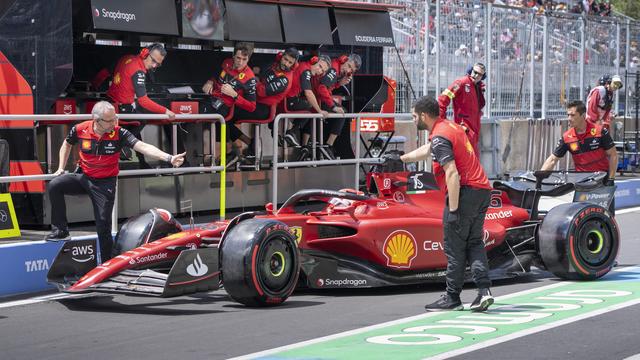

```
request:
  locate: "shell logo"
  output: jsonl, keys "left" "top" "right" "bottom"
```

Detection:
{"left": 383, "top": 230, "right": 417, "bottom": 268}
{"left": 569, "top": 142, "right": 579, "bottom": 151}
{"left": 81, "top": 140, "right": 91, "bottom": 150}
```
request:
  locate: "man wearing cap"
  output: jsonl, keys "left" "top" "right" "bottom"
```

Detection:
{"left": 438, "top": 62, "right": 486, "bottom": 156}
{"left": 586, "top": 74, "right": 623, "bottom": 130}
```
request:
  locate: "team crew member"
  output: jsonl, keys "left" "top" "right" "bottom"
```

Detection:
{"left": 106, "top": 43, "right": 176, "bottom": 166}
{"left": 303, "top": 54, "right": 362, "bottom": 160}
{"left": 409, "top": 96, "right": 494, "bottom": 312}
{"left": 46, "top": 102, "right": 185, "bottom": 262}
{"left": 541, "top": 100, "right": 617, "bottom": 213}
{"left": 437, "top": 62, "right": 486, "bottom": 156}
{"left": 202, "top": 42, "right": 257, "bottom": 166}
{"left": 282, "top": 55, "right": 331, "bottom": 151}
{"left": 586, "top": 74, "right": 623, "bottom": 130}
{"left": 233, "top": 47, "right": 299, "bottom": 151}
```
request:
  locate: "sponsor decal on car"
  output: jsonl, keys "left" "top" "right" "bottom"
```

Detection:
{"left": 415, "top": 270, "right": 447, "bottom": 279}
{"left": 393, "top": 191, "right": 405, "bottom": 203}
{"left": 377, "top": 201, "right": 389, "bottom": 210}
{"left": 485, "top": 210, "right": 513, "bottom": 220}
{"left": 383, "top": 178, "right": 392, "bottom": 190}
{"left": 129, "top": 252, "right": 168, "bottom": 265}
{"left": 289, "top": 226, "right": 303, "bottom": 244}
{"left": 24, "top": 259, "right": 49, "bottom": 272}
{"left": 383, "top": 230, "right": 417, "bottom": 268}
{"left": 423, "top": 240, "right": 443, "bottom": 251}
{"left": 482, "top": 230, "right": 495, "bottom": 247}
{"left": 490, "top": 190, "right": 503, "bottom": 208}
{"left": 316, "top": 278, "right": 367, "bottom": 287}
{"left": 186, "top": 253, "right": 208, "bottom": 277}
{"left": 71, "top": 245, "right": 95, "bottom": 263}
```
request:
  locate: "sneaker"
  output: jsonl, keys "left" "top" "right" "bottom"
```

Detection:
{"left": 284, "top": 131, "right": 301, "bottom": 147}
{"left": 470, "top": 288, "right": 494, "bottom": 312}
{"left": 296, "top": 146, "right": 311, "bottom": 162}
{"left": 318, "top": 145, "right": 336, "bottom": 160}
{"left": 45, "top": 229, "right": 70, "bottom": 241}
{"left": 425, "top": 293, "right": 463, "bottom": 312}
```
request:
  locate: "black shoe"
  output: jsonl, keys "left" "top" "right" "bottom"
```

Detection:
{"left": 424, "top": 293, "right": 463, "bottom": 312}
{"left": 318, "top": 145, "right": 336, "bottom": 160}
{"left": 284, "top": 131, "right": 301, "bottom": 147}
{"left": 296, "top": 146, "right": 311, "bottom": 162}
{"left": 470, "top": 288, "right": 494, "bottom": 312}
{"left": 120, "top": 148, "right": 132, "bottom": 161}
{"left": 45, "top": 229, "right": 70, "bottom": 241}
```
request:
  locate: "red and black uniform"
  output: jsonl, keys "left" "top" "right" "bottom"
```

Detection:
{"left": 438, "top": 75, "right": 486, "bottom": 155}
{"left": 311, "top": 59, "right": 347, "bottom": 137}
{"left": 429, "top": 118, "right": 491, "bottom": 297}
{"left": 234, "top": 62, "right": 293, "bottom": 121}
{"left": 586, "top": 85, "right": 614, "bottom": 129}
{"left": 208, "top": 58, "right": 257, "bottom": 117}
{"left": 552, "top": 122, "right": 615, "bottom": 172}
{"left": 286, "top": 61, "right": 314, "bottom": 110}
{"left": 106, "top": 55, "right": 167, "bottom": 114}
{"left": 48, "top": 121, "right": 139, "bottom": 262}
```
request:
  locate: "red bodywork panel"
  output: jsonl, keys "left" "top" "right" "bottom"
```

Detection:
{"left": 69, "top": 172, "right": 529, "bottom": 292}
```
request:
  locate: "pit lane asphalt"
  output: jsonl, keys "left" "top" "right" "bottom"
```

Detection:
{"left": 1, "top": 210, "right": 639, "bottom": 360}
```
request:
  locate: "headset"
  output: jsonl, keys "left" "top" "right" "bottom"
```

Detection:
{"left": 309, "top": 55, "right": 319, "bottom": 65}
{"left": 466, "top": 62, "right": 487, "bottom": 81}
{"left": 275, "top": 47, "right": 300, "bottom": 62}
{"left": 139, "top": 43, "right": 166, "bottom": 59}
{"left": 337, "top": 54, "right": 349, "bottom": 65}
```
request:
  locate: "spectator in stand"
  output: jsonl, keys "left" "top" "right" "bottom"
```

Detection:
{"left": 106, "top": 43, "right": 176, "bottom": 167}
{"left": 438, "top": 62, "right": 486, "bottom": 156}
{"left": 586, "top": 74, "right": 623, "bottom": 130}
{"left": 298, "top": 54, "right": 362, "bottom": 160}
{"left": 201, "top": 42, "right": 257, "bottom": 168}
{"left": 46, "top": 101, "right": 185, "bottom": 261}
{"left": 454, "top": 44, "right": 471, "bottom": 58}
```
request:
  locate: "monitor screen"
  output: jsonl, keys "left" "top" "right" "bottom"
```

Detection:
{"left": 181, "top": 0, "right": 225, "bottom": 40}
{"left": 91, "top": 0, "right": 179, "bottom": 35}
{"left": 334, "top": 9, "right": 394, "bottom": 47}
{"left": 280, "top": 5, "right": 332, "bottom": 45}
{"left": 225, "top": 0, "right": 282, "bottom": 43}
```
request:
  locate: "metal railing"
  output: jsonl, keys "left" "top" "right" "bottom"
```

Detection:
{"left": 0, "top": 113, "right": 227, "bottom": 233}
{"left": 270, "top": 112, "right": 412, "bottom": 212}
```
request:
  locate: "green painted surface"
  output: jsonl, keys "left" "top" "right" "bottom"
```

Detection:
{"left": 257, "top": 268, "right": 640, "bottom": 360}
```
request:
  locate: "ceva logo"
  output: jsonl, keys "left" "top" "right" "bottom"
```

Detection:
{"left": 25, "top": 259, "right": 49, "bottom": 272}
{"left": 186, "top": 254, "right": 208, "bottom": 277}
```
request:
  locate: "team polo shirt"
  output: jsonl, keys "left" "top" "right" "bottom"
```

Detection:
{"left": 66, "top": 120, "right": 139, "bottom": 178}
{"left": 553, "top": 122, "right": 614, "bottom": 172}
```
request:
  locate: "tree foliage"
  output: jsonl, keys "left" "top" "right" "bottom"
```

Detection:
{"left": 611, "top": 0, "right": 640, "bottom": 20}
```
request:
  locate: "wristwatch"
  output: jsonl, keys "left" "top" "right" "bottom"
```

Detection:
{"left": 165, "top": 154, "right": 173, "bottom": 163}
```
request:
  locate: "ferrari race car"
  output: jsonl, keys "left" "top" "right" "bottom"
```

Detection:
{"left": 47, "top": 167, "right": 619, "bottom": 307}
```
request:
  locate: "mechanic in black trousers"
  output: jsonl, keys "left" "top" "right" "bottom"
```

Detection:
{"left": 46, "top": 101, "right": 186, "bottom": 263}
{"left": 541, "top": 100, "right": 618, "bottom": 215}
{"left": 399, "top": 96, "right": 494, "bottom": 312}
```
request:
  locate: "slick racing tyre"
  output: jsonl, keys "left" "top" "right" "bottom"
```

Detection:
{"left": 220, "top": 219, "right": 300, "bottom": 307}
{"left": 538, "top": 202, "right": 619, "bottom": 280}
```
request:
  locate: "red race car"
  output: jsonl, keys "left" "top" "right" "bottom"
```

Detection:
{"left": 48, "top": 168, "right": 619, "bottom": 307}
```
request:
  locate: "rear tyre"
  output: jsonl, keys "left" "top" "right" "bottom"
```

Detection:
{"left": 538, "top": 202, "right": 619, "bottom": 280}
{"left": 220, "top": 219, "right": 300, "bottom": 307}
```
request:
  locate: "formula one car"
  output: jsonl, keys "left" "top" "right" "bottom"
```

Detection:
{"left": 48, "top": 164, "right": 619, "bottom": 307}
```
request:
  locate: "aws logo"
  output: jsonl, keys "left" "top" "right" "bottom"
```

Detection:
{"left": 383, "top": 230, "right": 417, "bottom": 268}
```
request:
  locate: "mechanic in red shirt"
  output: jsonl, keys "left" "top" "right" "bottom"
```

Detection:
{"left": 304, "top": 54, "right": 362, "bottom": 160}
{"left": 106, "top": 43, "right": 176, "bottom": 166}
{"left": 541, "top": 100, "right": 618, "bottom": 213}
{"left": 409, "top": 96, "right": 494, "bottom": 312}
{"left": 585, "top": 74, "right": 623, "bottom": 130}
{"left": 281, "top": 55, "right": 331, "bottom": 159}
{"left": 232, "top": 47, "right": 299, "bottom": 156}
{"left": 201, "top": 42, "right": 257, "bottom": 167}
{"left": 437, "top": 62, "right": 486, "bottom": 156}
{"left": 46, "top": 101, "right": 185, "bottom": 262}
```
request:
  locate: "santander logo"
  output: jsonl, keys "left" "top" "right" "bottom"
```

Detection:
{"left": 186, "top": 254, "right": 208, "bottom": 277}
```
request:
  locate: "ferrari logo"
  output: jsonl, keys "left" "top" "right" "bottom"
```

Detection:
{"left": 239, "top": 73, "right": 246, "bottom": 80}
{"left": 590, "top": 128, "right": 597, "bottom": 136}
{"left": 289, "top": 226, "right": 302, "bottom": 244}
{"left": 465, "top": 139, "right": 474, "bottom": 154}
{"left": 383, "top": 230, "right": 417, "bottom": 268}
{"left": 113, "top": 73, "right": 121, "bottom": 85}
{"left": 81, "top": 140, "right": 91, "bottom": 150}
{"left": 220, "top": 71, "right": 226, "bottom": 78}
{"left": 569, "top": 142, "right": 579, "bottom": 152}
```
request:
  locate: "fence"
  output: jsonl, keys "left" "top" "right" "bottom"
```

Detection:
{"left": 383, "top": 1, "right": 639, "bottom": 119}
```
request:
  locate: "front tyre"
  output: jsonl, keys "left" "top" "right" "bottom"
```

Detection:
{"left": 220, "top": 219, "right": 300, "bottom": 307}
{"left": 538, "top": 202, "right": 619, "bottom": 280}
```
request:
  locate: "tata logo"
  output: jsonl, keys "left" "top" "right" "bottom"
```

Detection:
{"left": 25, "top": 259, "right": 49, "bottom": 272}
{"left": 179, "top": 105, "right": 193, "bottom": 114}
{"left": 72, "top": 245, "right": 95, "bottom": 263}
{"left": 186, "top": 254, "right": 208, "bottom": 277}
